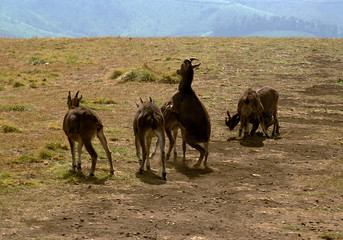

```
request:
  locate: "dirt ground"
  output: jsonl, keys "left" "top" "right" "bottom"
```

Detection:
{"left": 1, "top": 37, "right": 343, "bottom": 240}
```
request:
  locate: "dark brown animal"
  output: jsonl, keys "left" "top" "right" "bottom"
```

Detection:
{"left": 226, "top": 86, "right": 279, "bottom": 138}
{"left": 63, "top": 91, "right": 114, "bottom": 176}
{"left": 168, "top": 58, "right": 211, "bottom": 167}
{"left": 133, "top": 98, "right": 166, "bottom": 180}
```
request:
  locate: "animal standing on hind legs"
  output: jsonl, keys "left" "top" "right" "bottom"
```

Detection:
{"left": 168, "top": 58, "right": 211, "bottom": 168}
{"left": 133, "top": 97, "right": 167, "bottom": 180}
{"left": 63, "top": 91, "right": 114, "bottom": 177}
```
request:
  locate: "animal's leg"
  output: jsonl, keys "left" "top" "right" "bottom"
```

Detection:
{"left": 188, "top": 142, "right": 205, "bottom": 167}
{"left": 272, "top": 112, "right": 280, "bottom": 136}
{"left": 258, "top": 115, "right": 271, "bottom": 138}
{"left": 149, "top": 138, "right": 159, "bottom": 159}
{"left": 250, "top": 119, "right": 259, "bottom": 136}
{"left": 165, "top": 128, "right": 175, "bottom": 160}
{"left": 138, "top": 134, "right": 147, "bottom": 174}
{"left": 240, "top": 116, "right": 249, "bottom": 137}
{"left": 68, "top": 138, "right": 77, "bottom": 172}
{"left": 172, "top": 128, "right": 178, "bottom": 160}
{"left": 98, "top": 130, "right": 114, "bottom": 174}
{"left": 156, "top": 131, "right": 166, "bottom": 180}
{"left": 84, "top": 141, "right": 98, "bottom": 177}
{"left": 135, "top": 135, "right": 142, "bottom": 165}
{"left": 180, "top": 126, "right": 187, "bottom": 163}
{"left": 77, "top": 142, "right": 83, "bottom": 171}
{"left": 203, "top": 142, "right": 209, "bottom": 168}
{"left": 146, "top": 135, "right": 152, "bottom": 170}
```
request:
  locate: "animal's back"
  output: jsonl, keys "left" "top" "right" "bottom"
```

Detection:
{"left": 63, "top": 107, "right": 102, "bottom": 140}
{"left": 135, "top": 102, "right": 163, "bottom": 132}
{"left": 257, "top": 86, "right": 279, "bottom": 113}
{"left": 178, "top": 91, "right": 211, "bottom": 142}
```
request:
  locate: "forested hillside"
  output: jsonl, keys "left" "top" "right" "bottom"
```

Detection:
{"left": 0, "top": 0, "right": 342, "bottom": 38}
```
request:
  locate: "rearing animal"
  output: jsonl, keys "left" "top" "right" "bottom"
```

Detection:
{"left": 168, "top": 58, "right": 211, "bottom": 167}
{"left": 63, "top": 91, "right": 114, "bottom": 176}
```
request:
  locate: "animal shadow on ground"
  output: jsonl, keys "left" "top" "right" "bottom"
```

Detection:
{"left": 227, "top": 132, "right": 266, "bottom": 148}
{"left": 63, "top": 171, "right": 113, "bottom": 185}
{"left": 167, "top": 159, "right": 214, "bottom": 179}
{"left": 135, "top": 170, "right": 167, "bottom": 185}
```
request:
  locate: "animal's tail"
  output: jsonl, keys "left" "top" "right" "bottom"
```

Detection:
{"left": 146, "top": 112, "right": 159, "bottom": 130}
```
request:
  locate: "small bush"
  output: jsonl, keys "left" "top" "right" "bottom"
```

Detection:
{"left": 28, "top": 56, "right": 47, "bottom": 65}
{"left": 39, "top": 150, "right": 53, "bottom": 160}
{"left": 13, "top": 81, "right": 25, "bottom": 88}
{"left": 1, "top": 124, "right": 22, "bottom": 133}
{"left": 16, "top": 153, "right": 41, "bottom": 163}
{"left": 109, "top": 69, "right": 124, "bottom": 79}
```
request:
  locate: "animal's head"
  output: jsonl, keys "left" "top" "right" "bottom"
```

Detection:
{"left": 176, "top": 58, "right": 201, "bottom": 77}
{"left": 135, "top": 97, "right": 153, "bottom": 108}
{"left": 67, "top": 91, "right": 82, "bottom": 109}
{"left": 225, "top": 111, "right": 240, "bottom": 130}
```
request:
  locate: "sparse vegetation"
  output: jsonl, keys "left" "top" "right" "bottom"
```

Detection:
{"left": 0, "top": 37, "right": 343, "bottom": 239}
{"left": 1, "top": 124, "right": 22, "bottom": 133}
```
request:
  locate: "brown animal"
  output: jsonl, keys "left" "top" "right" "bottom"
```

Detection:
{"left": 150, "top": 100, "right": 186, "bottom": 162}
{"left": 168, "top": 58, "right": 211, "bottom": 167}
{"left": 226, "top": 86, "right": 279, "bottom": 137}
{"left": 133, "top": 98, "right": 167, "bottom": 180}
{"left": 63, "top": 91, "right": 114, "bottom": 176}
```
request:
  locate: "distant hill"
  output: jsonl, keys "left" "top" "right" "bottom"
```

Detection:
{"left": 0, "top": 0, "right": 342, "bottom": 38}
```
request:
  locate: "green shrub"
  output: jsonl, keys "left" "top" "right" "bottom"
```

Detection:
{"left": 1, "top": 124, "right": 22, "bottom": 133}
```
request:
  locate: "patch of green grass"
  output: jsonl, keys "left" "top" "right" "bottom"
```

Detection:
{"left": 39, "top": 150, "right": 53, "bottom": 160}
{"left": 1, "top": 124, "right": 22, "bottom": 133}
{"left": 13, "top": 81, "right": 25, "bottom": 88}
{"left": 336, "top": 78, "right": 343, "bottom": 84}
{"left": 16, "top": 153, "right": 41, "bottom": 164}
{"left": 283, "top": 224, "right": 301, "bottom": 231}
{"left": 0, "top": 104, "right": 32, "bottom": 112}
{"left": 0, "top": 86, "right": 5, "bottom": 91}
{"left": 28, "top": 56, "right": 48, "bottom": 65}
{"left": 119, "top": 68, "right": 157, "bottom": 83}
{"left": 321, "top": 232, "right": 343, "bottom": 240}
{"left": 109, "top": 69, "right": 125, "bottom": 79}
{"left": 92, "top": 97, "right": 118, "bottom": 105}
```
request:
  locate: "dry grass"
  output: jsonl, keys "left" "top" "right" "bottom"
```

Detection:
{"left": 1, "top": 37, "right": 343, "bottom": 239}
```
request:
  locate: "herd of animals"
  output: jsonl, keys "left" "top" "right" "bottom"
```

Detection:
{"left": 63, "top": 58, "right": 280, "bottom": 180}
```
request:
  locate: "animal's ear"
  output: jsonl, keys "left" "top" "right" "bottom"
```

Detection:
{"left": 227, "top": 111, "right": 231, "bottom": 120}
{"left": 75, "top": 91, "right": 80, "bottom": 98}
{"left": 149, "top": 97, "right": 153, "bottom": 103}
{"left": 79, "top": 95, "right": 83, "bottom": 102}
{"left": 135, "top": 101, "right": 140, "bottom": 108}
{"left": 140, "top": 98, "right": 143, "bottom": 103}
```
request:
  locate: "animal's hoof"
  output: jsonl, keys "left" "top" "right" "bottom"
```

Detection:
{"left": 88, "top": 172, "right": 95, "bottom": 177}
{"left": 77, "top": 165, "right": 82, "bottom": 171}
{"left": 110, "top": 170, "right": 114, "bottom": 175}
{"left": 70, "top": 167, "right": 76, "bottom": 172}
{"left": 146, "top": 166, "right": 151, "bottom": 171}
{"left": 139, "top": 169, "right": 144, "bottom": 174}
{"left": 162, "top": 173, "right": 167, "bottom": 181}
{"left": 193, "top": 163, "right": 201, "bottom": 168}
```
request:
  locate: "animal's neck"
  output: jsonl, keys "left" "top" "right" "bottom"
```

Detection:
{"left": 178, "top": 72, "right": 193, "bottom": 91}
